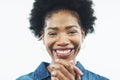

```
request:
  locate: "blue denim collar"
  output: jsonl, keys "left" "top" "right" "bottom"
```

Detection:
{"left": 34, "top": 62, "right": 50, "bottom": 80}
{"left": 34, "top": 61, "right": 85, "bottom": 80}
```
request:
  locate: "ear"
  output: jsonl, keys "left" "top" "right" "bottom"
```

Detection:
{"left": 41, "top": 32, "right": 45, "bottom": 44}
{"left": 81, "top": 30, "right": 85, "bottom": 42}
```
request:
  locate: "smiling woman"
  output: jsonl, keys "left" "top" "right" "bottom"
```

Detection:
{"left": 43, "top": 10, "right": 84, "bottom": 62}
{"left": 16, "top": 0, "right": 109, "bottom": 80}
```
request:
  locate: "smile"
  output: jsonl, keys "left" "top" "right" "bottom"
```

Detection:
{"left": 53, "top": 48, "right": 74, "bottom": 58}
{"left": 55, "top": 49, "right": 72, "bottom": 54}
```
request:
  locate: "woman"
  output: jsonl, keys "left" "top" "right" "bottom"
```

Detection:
{"left": 17, "top": 0, "right": 109, "bottom": 80}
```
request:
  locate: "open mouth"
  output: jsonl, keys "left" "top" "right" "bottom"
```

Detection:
{"left": 53, "top": 48, "right": 74, "bottom": 59}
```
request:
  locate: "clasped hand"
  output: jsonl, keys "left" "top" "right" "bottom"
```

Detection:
{"left": 47, "top": 59, "right": 83, "bottom": 80}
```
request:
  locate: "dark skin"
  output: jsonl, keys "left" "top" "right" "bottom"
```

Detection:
{"left": 47, "top": 59, "right": 83, "bottom": 80}
{"left": 42, "top": 10, "right": 84, "bottom": 80}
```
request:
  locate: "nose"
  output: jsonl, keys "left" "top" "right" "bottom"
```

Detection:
{"left": 56, "top": 34, "right": 70, "bottom": 47}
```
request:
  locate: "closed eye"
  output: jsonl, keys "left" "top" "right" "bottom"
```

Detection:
{"left": 48, "top": 32, "right": 57, "bottom": 36}
{"left": 68, "top": 30, "right": 78, "bottom": 35}
{"left": 69, "top": 31, "right": 77, "bottom": 34}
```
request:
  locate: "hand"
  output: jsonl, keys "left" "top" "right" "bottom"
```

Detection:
{"left": 48, "top": 59, "right": 83, "bottom": 80}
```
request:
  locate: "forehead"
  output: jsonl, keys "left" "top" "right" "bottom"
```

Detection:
{"left": 44, "top": 10, "right": 80, "bottom": 29}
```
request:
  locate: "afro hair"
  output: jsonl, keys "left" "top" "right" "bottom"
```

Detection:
{"left": 29, "top": 0, "right": 96, "bottom": 39}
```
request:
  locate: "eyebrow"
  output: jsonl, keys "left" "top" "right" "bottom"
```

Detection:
{"left": 65, "top": 25, "right": 79, "bottom": 29}
{"left": 47, "top": 27, "right": 58, "bottom": 30}
{"left": 47, "top": 25, "right": 79, "bottom": 30}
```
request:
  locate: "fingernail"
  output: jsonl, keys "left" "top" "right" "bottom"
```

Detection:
{"left": 51, "top": 71, "right": 56, "bottom": 76}
{"left": 80, "top": 71, "right": 83, "bottom": 75}
{"left": 51, "top": 77, "right": 54, "bottom": 80}
{"left": 79, "top": 76, "right": 81, "bottom": 80}
{"left": 55, "top": 59, "right": 59, "bottom": 62}
{"left": 51, "top": 77, "right": 59, "bottom": 80}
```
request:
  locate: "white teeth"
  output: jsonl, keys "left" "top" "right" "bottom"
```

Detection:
{"left": 56, "top": 49, "right": 71, "bottom": 54}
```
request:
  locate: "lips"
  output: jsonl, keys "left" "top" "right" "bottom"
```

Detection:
{"left": 53, "top": 48, "right": 74, "bottom": 59}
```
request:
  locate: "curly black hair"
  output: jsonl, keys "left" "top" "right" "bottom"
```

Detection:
{"left": 29, "top": 0, "right": 96, "bottom": 39}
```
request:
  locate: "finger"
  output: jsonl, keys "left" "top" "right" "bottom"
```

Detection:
{"left": 55, "top": 59, "right": 75, "bottom": 74}
{"left": 65, "top": 64, "right": 83, "bottom": 78}
{"left": 76, "top": 74, "right": 81, "bottom": 80}
{"left": 55, "top": 59, "right": 83, "bottom": 75}
{"left": 73, "top": 66, "right": 83, "bottom": 76}
{"left": 51, "top": 76, "right": 59, "bottom": 80}
{"left": 48, "top": 64, "right": 56, "bottom": 72}
{"left": 51, "top": 70, "right": 73, "bottom": 80}
{"left": 64, "top": 63, "right": 75, "bottom": 75}
{"left": 50, "top": 63, "right": 74, "bottom": 78}
{"left": 52, "top": 59, "right": 83, "bottom": 79}
{"left": 51, "top": 70, "right": 57, "bottom": 77}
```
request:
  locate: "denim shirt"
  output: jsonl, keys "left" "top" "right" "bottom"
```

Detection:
{"left": 16, "top": 61, "right": 109, "bottom": 80}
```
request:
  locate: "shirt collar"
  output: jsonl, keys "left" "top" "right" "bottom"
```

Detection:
{"left": 76, "top": 61, "right": 86, "bottom": 73}
{"left": 34, "top": 62, "right": 50, "bottom": 80}
{"left": 34, "top": 61, "right": 86, "bottom": 80}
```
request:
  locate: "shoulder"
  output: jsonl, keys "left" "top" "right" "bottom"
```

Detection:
{"left": 16, "top": 62, "right": 50, "bottom": 80}
{"left": 76, "top": 61, "right": 109, "bottom": 80}
{"left": 84, "top": 70, "right": 109, "bottom": 80}
{"left": 16, "top": 73, "right": 33, "bottom": 80}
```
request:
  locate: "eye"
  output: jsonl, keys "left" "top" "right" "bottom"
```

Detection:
{"left": 48, "top": 32, "right": 57, "bottom": 36}
{"left": 68, "top": 30, "right": 78, "bottom": 35}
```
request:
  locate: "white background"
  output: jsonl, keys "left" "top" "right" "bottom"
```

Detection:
{"left": 0, "top": 0, "right": 120, "bottom": 80}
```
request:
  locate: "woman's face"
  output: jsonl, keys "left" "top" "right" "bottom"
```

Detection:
{"left": 42, "top": 10, "right": 84, "bottom": 62}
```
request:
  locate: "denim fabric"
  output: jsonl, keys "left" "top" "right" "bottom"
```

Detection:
{"left": 16, "top": 61, "right": 109, "bottom": 80}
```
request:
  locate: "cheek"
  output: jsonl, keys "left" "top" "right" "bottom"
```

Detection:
{"left": 71, "top": 35, "right": 83, "bottom": 49}
{"left": 44, "top": 38, "right": 50, "bottom": 48}
{"left": 73, "top": 39, "right": 81, "bottom": 49}
{"left": 44, "top": 37, "right": 55, "bottom": 50}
